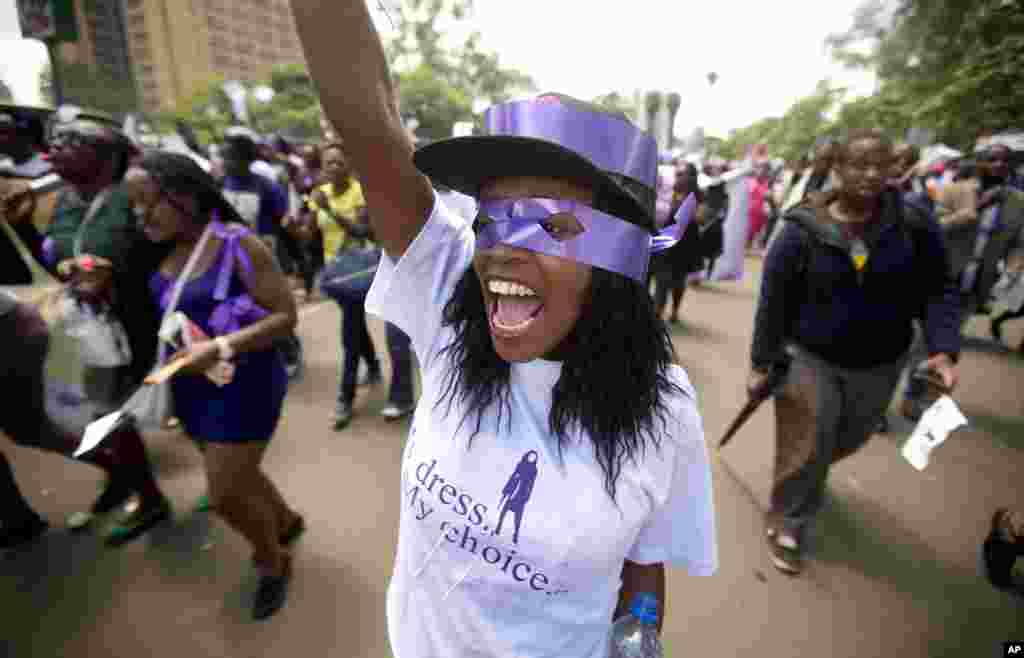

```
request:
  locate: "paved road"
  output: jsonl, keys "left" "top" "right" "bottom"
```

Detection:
{"left": 3, "top": 258, "right": 1022, "bottom": 657}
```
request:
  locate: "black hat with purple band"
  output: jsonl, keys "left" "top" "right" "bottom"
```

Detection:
{"left": 412, "top": 93, "right": 659, "bottom": 234}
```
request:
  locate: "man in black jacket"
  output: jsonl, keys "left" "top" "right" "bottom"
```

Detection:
{"left": 749, "top": 130, "right": 961, "bottom": 575}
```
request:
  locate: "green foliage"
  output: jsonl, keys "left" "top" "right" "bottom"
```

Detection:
{"left": 39, "top": 61, "right": 138, "bottom": 116}
{"left": 384, "top": 0, "right": 535, "bottom": 139}
{"left": 725, "top": 0, "right": 1024, "bottom": 157}
{"left": 719, "top": 80, "right": 840, "bottom": 161}
{"left": 591, "top": 92, "right": 637, "bottom": 121}
{"left": 827, "top": 0, "right": 1024, "bottom": 149}
{"left": 152, "top": 75, "right": 235, "bottom": 146}
{"left": 397, "top": 63, "right": 472, "bottom": 141}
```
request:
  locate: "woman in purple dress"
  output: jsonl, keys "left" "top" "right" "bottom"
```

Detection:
{"left": 123, "top": 151, "right": 304, "bottom": 620}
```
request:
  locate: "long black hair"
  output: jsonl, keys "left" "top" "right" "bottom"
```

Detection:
{"left": 136, "top": 150, "right": 247, "bottom": 227}
{"left": 435, "top": 259, "right": 686, "bottom": 501}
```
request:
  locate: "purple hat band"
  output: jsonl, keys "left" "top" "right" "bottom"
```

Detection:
{"left": 484, "top": 99, "right": 657, "bottom": 189}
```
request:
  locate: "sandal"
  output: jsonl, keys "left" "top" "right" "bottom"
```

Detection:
{"left": 105, "top": 496, "right": 172, "bottom": 547}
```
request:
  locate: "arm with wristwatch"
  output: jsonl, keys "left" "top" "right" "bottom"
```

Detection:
{"left": 160, "top": 233, "right": 298, "bottom": 381}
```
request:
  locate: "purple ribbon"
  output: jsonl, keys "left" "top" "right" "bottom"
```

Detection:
{"left": 651, "top": 193, "right": 697, "bottom": 253}
{"left": 41, "top": 237, "right": 57, "bottom": 267}
{"left": 475, "top": 193, "right": 697, "bottom": 282}
{"left": 483, "top": 99, "right": 657, "bottom": 188}
{"left": 208, "top": 220, "right": 254, "bottom": 302}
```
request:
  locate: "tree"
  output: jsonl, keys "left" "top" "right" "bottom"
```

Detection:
{"left": 591, "top": 92, "right": 637, "bottom": 121}
{"left": 249, "top": 64, "right": 322, "bottom": 139}
{"left": 827, "top": 0, "right": 1024, "bottom": 148}
{"left": 37, "top": 61, "right": 138, "bottom": 116}
{"left": 154, "top": 76, "right": 236, "bottom": 147}
{"left": 0, "top": 79, "right": 13, "bottom": 103}
{"left": 384, "top": 0, "right": 535, "bottom": 140}
{"left": 719, "top": 80, "right": 840, "bottom": 161}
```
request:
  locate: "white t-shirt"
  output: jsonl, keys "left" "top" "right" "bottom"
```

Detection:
{"left": 366, "top": 192, "right": 718, "bottom": 658}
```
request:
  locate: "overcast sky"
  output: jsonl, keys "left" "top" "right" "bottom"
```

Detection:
{"left": 1, "top": 0, "right": 874, "bottom": 137}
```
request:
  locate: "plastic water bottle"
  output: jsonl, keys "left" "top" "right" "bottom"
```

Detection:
{"left": 609, "top": 592, "right": 663, "bottom": 658}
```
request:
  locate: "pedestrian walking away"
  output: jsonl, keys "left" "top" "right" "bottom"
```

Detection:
{"left": 293, "top": 1, "right": 718, "bottom": 655}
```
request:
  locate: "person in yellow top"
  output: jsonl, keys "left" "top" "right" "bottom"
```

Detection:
{"left": 310, "top": 142, "right": 416, "bottom": 429}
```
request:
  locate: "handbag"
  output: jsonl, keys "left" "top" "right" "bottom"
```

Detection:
{"left": 320, "top": 246, "right": 381, "bottom": 303}
{"left": 62, "top": 189, "right": 133, "bottom": 367}
{"left": 121, "top": 222, "right": 215, "bottom": 430}
{"left": 0, "top": 218, "right": 95, "bottom": 431}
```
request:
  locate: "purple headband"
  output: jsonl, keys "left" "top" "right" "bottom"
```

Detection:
{"left": 475, "top": 193, "right": 695, "bottom": 282}
{"left": 484, "top": 99, "right": 658, "bottom": 189}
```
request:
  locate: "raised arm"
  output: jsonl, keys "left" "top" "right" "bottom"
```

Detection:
{"left": 290, "top": 0, "right": 435, "bottom": 259}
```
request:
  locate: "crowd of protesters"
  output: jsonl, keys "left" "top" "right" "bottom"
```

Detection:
{"left": 1, "top": 1, "right": 1023, "bottom": 642}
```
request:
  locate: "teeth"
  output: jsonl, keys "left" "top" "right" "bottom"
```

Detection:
{"left": 488, "top": 280, "right": 536, "bottom": 297}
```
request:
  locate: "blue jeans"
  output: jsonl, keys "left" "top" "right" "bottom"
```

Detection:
{"left": 338, "top": 298, "right": 379, "bottom": 405}
{"left": 386, "top": 323, "right": 414, "bottom": 407}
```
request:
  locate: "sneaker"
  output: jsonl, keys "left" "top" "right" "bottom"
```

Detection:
{"left": 766, "top": 527, "right": 803, "bottom": 575}
{"left": 253, "top": 554, "right": 293, "bottom": 621}
{"left": 380, "top": 402, "right": 414, "bottom": 421}
{"left": 332, "top": 403, "right": 353, "bottom": 431}
{"left": 193, "top": 494, "right": 212, "bottom": 514}
{"left": 0, "top": 514, "right": 49, "bottom": 550}
{"left": 105, "top": 496, "right": 172, "bottom": 547}
{"left": 358, "top": 369, "right": 383, "bottom": 387}
{"left": 67, "top": 476, "right": 137, "bottom": 531}
{"left": 280, "top": 515, "right": 306, "bottom": 546}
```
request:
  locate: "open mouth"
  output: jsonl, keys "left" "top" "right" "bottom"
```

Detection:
{"left": 487, "top": 279, "right": 544, "bottom": 337}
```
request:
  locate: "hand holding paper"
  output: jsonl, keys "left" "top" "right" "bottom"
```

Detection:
{"left": 902, "top": 395, "right": 968, "bottom": 471}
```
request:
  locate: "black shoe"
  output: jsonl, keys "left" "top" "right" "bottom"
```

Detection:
{"left": 0, "top": 514, "right": 49, "bottom": 550}
{"left": 332, "top": 402, "right": 353, "bottom": 431}
{"left": 991, "top": 318, "right": 1005, "bottom": 344}
{"left": 253, "top": 555, "right": 293, "bottom": 621}
{"left": 875, "top": 417, "right": 889, "bottom": 434}
{"left": 279, "top": 515, "right": 306, "bottom": 546}
{"left": 105, "top": 496, "right": 172, "bottom": 547}
{"left": 766, "top": 526, "right": 803, "bottom": 575}
{"left": 91, "top": 477, "right": 136, "bottom": 515}
{"left": 983, "top": 509, "right": 1023, "bottom": 591}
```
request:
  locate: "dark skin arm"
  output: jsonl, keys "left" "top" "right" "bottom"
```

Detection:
{"left": 290, "top": 0, "right": 434, "bottom": 260}
{"left": 615, "top": 561, "right": 666, "bottom": 634}
{"left": 169, "top": 233, "right": 298, "bottom": 374}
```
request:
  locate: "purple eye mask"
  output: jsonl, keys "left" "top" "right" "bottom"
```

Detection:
{"left": 475, "top": 193, "right": 695, "bottom": 282}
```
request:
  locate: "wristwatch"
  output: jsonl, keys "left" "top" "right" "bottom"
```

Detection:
{"left": 215, "top": 336, "right": 235, "bottom": 361}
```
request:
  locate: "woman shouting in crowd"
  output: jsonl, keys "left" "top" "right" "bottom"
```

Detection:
{"left": 124, "top": 152, "right": 304, "bottom": 620}
{"left": 750, "top": 129, "right": 961, "bottom": 575}
{"left": 292, "top": 1, "right": 718, "bottom": 655}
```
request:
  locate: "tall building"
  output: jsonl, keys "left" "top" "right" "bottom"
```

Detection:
{"left": 122, "top": 0, "right": 306, "bottom": 113}
{"left": 55, "top": 0, "right": 139, "bottom": 110}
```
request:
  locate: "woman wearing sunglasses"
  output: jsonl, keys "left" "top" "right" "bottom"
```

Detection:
{"left": 124, "top": 151, "right": 303, "bottom": 620}
{"left": 293, "top": 2, "right": 718, "bottom": 655}
{"left": 35, "top": 113, "right": 173, "bottom": 544}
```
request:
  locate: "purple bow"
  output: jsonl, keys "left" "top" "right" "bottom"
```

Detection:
{"left": 209, "top": 293, "right": 269, "bottom": 336}
{"left": 650, "top": 193, "right": 697, "bottom": 253}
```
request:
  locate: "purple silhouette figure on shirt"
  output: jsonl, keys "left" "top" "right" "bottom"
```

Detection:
{"left": 494, "top": 450, "right": 539, "bottom": 545}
